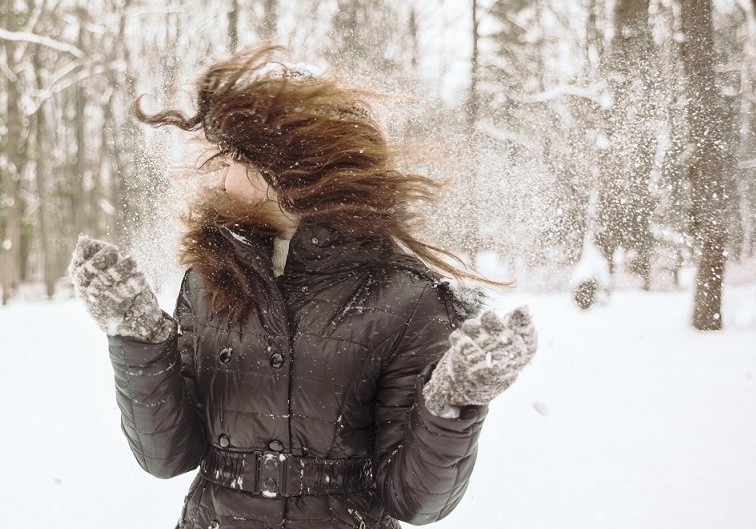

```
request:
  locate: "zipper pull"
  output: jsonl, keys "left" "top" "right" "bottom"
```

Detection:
{"left": 347, "top": 507, "right": 367, "bottom": 529}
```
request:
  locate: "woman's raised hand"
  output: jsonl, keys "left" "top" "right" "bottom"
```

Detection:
{"left": 68, "top": 235, "right": 175, "bottom": 343}
{"left": 422, "top": 307, "right": 538, "bottom": 418}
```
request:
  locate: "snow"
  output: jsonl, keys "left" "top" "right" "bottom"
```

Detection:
{"left": 569, "top": 239, "right": 611, "bottom": 289}
{"left": 1, "top": 281, "right": 755, "bottom": 529}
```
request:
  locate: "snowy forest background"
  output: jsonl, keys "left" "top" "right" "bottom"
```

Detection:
{"left": 1, "top": 0, "right": 756, "bottom": 330}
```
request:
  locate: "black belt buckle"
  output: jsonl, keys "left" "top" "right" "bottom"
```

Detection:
{"left": 257, "top": 451, "right": 286, "bottom": 498}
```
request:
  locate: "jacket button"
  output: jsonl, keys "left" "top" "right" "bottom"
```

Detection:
{"left": 268, "top": 439, "right": 284, "bottom": 452}
{"left": 218, "top": 434, "right": 230, "bottom": 448}
{"left": 311, "top": 237, "right": 319, "bottom": 245}
{"left": 263, "top": 456, "right": 278, "bottom": 471}
{"left": 219, "top": 348, "right": 233, "bottom": 364}
{"left": 270, "top": 352, "right": 284, "bottom": 369}
{"left": 263, "top": 477, "right": 277, "bottom": 491}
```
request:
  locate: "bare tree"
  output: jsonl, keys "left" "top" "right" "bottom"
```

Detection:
{"left": 595, "top": 0, "right": 657, "bottom": 289}
{"left": 679, "top": 0, "right": 728, "bottom": 330}
{"left": 73, "top": 5, "right": 89, "bottom": 239}
{"left": 408, "top": 7, "right": 418, "bottom": 71}
{"left": 228, "top": 0, "right": 239, "bottom": 52}
{"left": 1, "top": 0, "right": 25, "bottom": 304}
{"left": 33, "top": 45, "right": 55, "bottom": 299}
{"left": 467, "top": 0, "right": 480, "bottom": 129}
{"left": 258, "top": 0, "right": 278, "bottom": 41}
{"left": 327, "top": 0, "right": 408, "bottom": 75}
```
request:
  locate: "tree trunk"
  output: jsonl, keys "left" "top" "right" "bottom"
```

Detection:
{"left": 228, "top": 0, "right": 239, "bottom": 52}
{"left": 34, "top": 48, "right": 56, "bottom": 299}
{"left": 737, "top": 8, "right": 756, "bottom": 259}
{"left": 161, "top": 12, "right": 182, "bottom": 98}
{"left": 408, "top": 7, "right": 418, "bottom": 71}
{"left": 596, "top": 0, "right": 656, "bottom": 290}
{"left": 1, "top": 0, "right": 23, "bottom": 305}
{"left": 679, "top": 0, "right": 727, "bottom": 330}
{"left": 90, "top": 115, "right": 106, "bottom": 239}
{"left": 463, "top": 0, "right": 483, "bottom": 254}
{"left": 113, "top": 0, "right": 147, "bottom": 247}
{"left": 74, "top": 8, "right": 88, "bottom": 237}
{"left": 466, "top": 0, "right": 479, "bottom": 129}
{"left": 259, "top": 0, "right": 278, "bottom": 41}
{"left": 105, "top": 0, "right": 132, "bottom": 244}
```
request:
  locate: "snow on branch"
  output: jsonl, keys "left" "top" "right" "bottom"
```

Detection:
{"left": 26, "top": 60, "right": 127, "bottom": 115}
{"left": 0, "top": 58, "right": 17, "bottom": 82}
{"left": 513, "top": 82, "right": 610, "bottom": 108}
{"left": 0, "top": 27, "right": 84, "bottom": 58}
{"left": 124, "top": 5, "right": 185, "bottom": 18}
{"left": 476, "top": 120, "right": 540, "bottom": 154}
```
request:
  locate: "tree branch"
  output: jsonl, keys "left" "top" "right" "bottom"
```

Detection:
{"left": 513, "top": 81, "right": 610, "bottom": 107}
{"left": 0, "top": 57, "right": 17, "bottom": 81}
{"left": 27, "top": 60, "right": 127, "bottom": 115}
{"left": 0, "top": 27, "right": 84, "bottom": 58}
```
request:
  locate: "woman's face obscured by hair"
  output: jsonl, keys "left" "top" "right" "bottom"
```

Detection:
{"left": 217, "top": 158, "right": 271, "bottom": 205}
{"left": 215, "top": 156, "right": 300, "bottom": 237}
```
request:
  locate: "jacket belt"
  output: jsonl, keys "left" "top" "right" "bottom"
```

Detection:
{"left": 199, "top": 446, "right": 375, "bottom": 497}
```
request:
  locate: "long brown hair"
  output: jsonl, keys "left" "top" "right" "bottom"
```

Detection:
{"left": 135, "top": 44, "right": 503, "bottom": 320}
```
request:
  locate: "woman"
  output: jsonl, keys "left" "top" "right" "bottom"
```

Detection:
{"left": 68, "top": 45, "right": 537, "bottom": 529}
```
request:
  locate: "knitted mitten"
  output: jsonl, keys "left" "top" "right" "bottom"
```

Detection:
{"left": 68, "top": 235, "right": 175, "bottom": 343}
{"left": 422, "top": 307, "right": 537, "bottom": 418}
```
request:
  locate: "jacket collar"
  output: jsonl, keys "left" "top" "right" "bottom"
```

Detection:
{"left": 219, "top": 220, "right": 395, "bottom": 279}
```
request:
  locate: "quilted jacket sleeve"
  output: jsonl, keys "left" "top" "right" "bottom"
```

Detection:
{"left": 373, "top": 283, "right": 488, "bottom": 525}
{"left": 106, "top": 269, "right": 207, "bottom": 479}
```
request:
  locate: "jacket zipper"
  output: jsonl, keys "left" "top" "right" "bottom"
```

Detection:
{"left": 346, "top": 507, "right": 367, "bottom": 529}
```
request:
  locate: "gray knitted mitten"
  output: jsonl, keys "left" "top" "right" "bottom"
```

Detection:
{"left": 68, "top": 235, "right": 175, "bottom": 343}
{"left": 422, "top": 307, "right": 538, "bottom": 418}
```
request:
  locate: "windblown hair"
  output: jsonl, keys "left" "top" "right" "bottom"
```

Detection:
{"left": 135, "top": 44, "right": 502, "bottom": 320}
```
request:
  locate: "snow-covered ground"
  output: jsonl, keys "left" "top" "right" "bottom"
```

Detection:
{"left": 1, "top": 279, "right": 755, "bottom": 529}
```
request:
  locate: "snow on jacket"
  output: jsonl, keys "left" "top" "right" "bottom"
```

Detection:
{"left": 106, "top": 220, "right": 488, "bottom": 529}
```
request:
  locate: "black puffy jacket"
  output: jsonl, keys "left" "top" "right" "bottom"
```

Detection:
{"left": 107, "top": 221, "right": 488, "bottom": 529}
